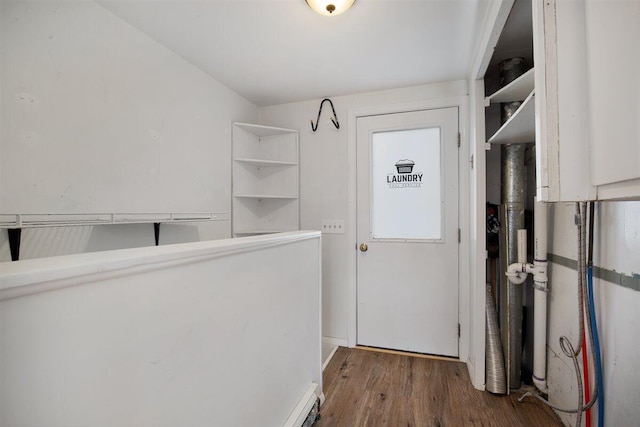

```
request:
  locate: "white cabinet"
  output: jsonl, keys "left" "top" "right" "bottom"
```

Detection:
{"left": 533, "top": 0, "right": 640, "bottom": 201}
{"left": 232, "top": 122, "right": 299, "bottom": 236}
{"left": 532, "top": 0, "right": 595, "bottom": 202}
{"left": 583, "top": 0, "right": 640, "bottom": 200}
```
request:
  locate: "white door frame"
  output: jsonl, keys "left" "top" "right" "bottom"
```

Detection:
{"left": 356, "top": 108, "right": 460, "bottom": 357}
{"left": 346, "top": 97, "right": 470, "bottom": 363}
{"left": 462, "top": 0, "right": 515, "bottom": 390}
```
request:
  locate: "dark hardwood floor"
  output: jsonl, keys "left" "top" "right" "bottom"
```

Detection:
{"left": 315, "top": 347, "right": 563, "bottom": 427}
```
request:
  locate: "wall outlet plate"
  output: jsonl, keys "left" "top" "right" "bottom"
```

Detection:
{"left": 321, "top": 220, "right": 345, "bottom": 234}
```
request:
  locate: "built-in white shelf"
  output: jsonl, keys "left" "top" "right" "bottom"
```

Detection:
{"left": 233, "top": 122, "right": 298, "bottom": 138}
{"left": 487, "top": 90, "right": 536, "bottom": 145}
{"left": 1, "top": 212, "right": 230, "bottom": 261}
{"left": 232, "top": 123, "right": 299, "bottom": 237}
{"left": 0, "top": 212, "right": 228, "bottom": 229}
{"left": 485, "top": 68, "right": 535, "bottom": 105}
{"left": 234, "top": 158, "right": 298, "bottom": 167}
{"left": 234, "top": 194, "right": 297, "bottom": 200}
{"left": 485, "top": 67, "right": 536, "bottom": 145}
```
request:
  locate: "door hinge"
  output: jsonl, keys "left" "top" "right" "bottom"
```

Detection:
{"left": 458, "top": 324, "right": 461, "bottom": 337}
{"left": 457, "top": 228, "right": 461, "bottom": 243}
{"left": 457, "top": 132, "right": 461, "bottom": 148}
{"left": 470, "top": 154, "right": 474, "bottom": 170}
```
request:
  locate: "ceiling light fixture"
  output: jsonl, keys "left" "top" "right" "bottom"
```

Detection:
{"left": 305, "top": 0, "right": 356, "bottom": 16}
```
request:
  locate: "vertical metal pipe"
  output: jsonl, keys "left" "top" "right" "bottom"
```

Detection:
{"left": 500, "top": 145, "right": 527, "bottom": 390}
{"left": 498, "top": 57, "right": 529, "bottom": 390}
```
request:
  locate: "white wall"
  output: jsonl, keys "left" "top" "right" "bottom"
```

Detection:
{"left": 546, "top": 201, "right": 640, "bottom": 426}
{"left": 0, "top": 0, "right": 258, "bottom": 261}
{"left": 0, "top": 231, "right": 322, "bottom": 427}
{"left": 259, "top": 81, "right": 469, "bottom": 347}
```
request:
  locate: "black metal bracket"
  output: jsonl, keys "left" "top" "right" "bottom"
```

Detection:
{"left": 6, "top": 223, "right": 163, "bottom": 261}
{"left": 310, "top": 98, "right": 340, "bottom": 132}
{"left": 154, "top": 223, "right": 161, "bottom": 246}
{"left": 8, "top": 228, "right": 22, "bottom": 261}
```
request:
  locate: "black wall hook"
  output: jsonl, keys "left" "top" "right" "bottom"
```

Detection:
{"left": 310, "top": 98, "right": 340, "bottom": 132}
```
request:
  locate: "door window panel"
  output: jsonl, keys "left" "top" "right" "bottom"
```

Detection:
{"left": 371, "top": 127, "right": 442, "bottom": 240}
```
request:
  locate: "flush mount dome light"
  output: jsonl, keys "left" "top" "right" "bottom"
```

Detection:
{"left": 305, "top": 0, "right": 356, "bottom": 16}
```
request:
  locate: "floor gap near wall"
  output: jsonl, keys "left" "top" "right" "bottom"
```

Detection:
{"left": 355, "top": 345, "right": 462, "bottom": 363}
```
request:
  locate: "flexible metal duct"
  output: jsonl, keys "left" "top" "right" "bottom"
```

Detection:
{"left": 485, "top": 284, "right": 507, "bottom": 394}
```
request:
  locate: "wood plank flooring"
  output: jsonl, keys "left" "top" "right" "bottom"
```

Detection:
{"left": 315, "top": 347, "right": 563, "bottom": 427}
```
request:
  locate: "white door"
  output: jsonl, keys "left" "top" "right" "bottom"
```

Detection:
{"left": 356, "top": 108, "right": 459, "bottom": 357}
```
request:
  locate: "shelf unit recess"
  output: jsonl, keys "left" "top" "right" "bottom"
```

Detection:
{"left": 486, "top": 67, "right": 536, "bottom": 145}
{"left": 232, "top": 122, "right": 299, "bottom": 237}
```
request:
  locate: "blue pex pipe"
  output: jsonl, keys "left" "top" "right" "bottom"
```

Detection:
{"left": 588, "top": 266, "right": 604, "bottom": 427}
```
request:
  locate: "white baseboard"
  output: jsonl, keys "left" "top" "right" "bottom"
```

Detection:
{"left": 322, "top": 345, "right": 340, "bottom": 371}
{"left": 466, "top": 358, "right": 485, "bottom": 391}
{"left": 282, "top": 383, "right": 320, "bottom": 427}
{"left": 322, "top": 336, "right": 346, "bottom": 371}
{"left": 322, "top": 336, "right": 348, "bottom": 347}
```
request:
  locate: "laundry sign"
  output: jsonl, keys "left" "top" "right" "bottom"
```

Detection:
{"left": 386, "top": 159, "right": 423, "bottom": 188}
{"left": 371, "top": 127, "right": 442, "bottom": 240}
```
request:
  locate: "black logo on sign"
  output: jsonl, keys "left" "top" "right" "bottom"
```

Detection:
{"left": 395, "top": 159, "right": 415, "bottom": 174}
{"left": 387, "top": 159, "right": 423, "bottom": 188}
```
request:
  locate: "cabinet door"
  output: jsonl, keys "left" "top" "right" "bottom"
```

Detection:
{"left": 533, "top": 0, "right": 596, "bottom": 202}
{"left": 585, "top": 0, "right": 640, "bottom": 197}
{"left": 534, "top": 0, "right": 640, "bottom": 201}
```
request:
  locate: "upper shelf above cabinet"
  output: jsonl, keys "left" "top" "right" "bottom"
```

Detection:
{"left": 487, "top": 91, "right": 535, "bottom": 145}
{"left": 485, "top": 68, "right": 535, "bottom": 105}
{"left": 485, "top": 68, "right": 536, "bottom": 145}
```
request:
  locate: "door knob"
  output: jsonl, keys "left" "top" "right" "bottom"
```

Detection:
{"left": 359, "top": 243, "right": 368, "bottom": 252}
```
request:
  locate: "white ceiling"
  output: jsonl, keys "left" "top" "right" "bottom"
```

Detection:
{"left": 98, "top": 0, "right": 490, "bottom": 106}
